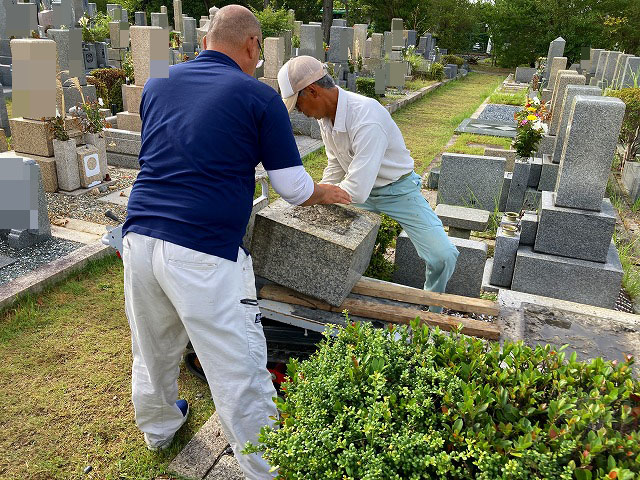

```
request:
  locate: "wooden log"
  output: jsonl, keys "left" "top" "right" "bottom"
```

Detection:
{"left": 352, "top": 277, "right": 500, "bottom": 316}
{"left": 259, "top": 284, "right": 500, "bottom": 341}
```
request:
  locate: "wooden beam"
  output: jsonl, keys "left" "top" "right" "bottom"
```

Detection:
{"left": 259, "top": 284, "right": 500, "bottom": 341}
{"left": 352, "top": 277, "right": 500, "bottom": 316}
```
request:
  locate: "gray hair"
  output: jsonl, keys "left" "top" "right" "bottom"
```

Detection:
{"left": 300, "top": 74, "right": 336, "bottom": 95}
{"left": 206, "top": 5, "right": 261, "bottom": 48}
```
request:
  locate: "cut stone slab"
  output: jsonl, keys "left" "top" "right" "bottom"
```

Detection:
{"left": 484, "top": 147, "right": 516, "bottom": 172}
{"left": 511, "top": 242, "right": 622, "bottom": 309}
{"left": 122, "top": 84, "right": 144, "bottom": 114}
{"left": 9, "top": 118, "right": 54, "bottom": 157}
{"left": 534, "top": 191, "right": 615, "bottom": 263}
{"left": 435, "top": 204, "right": 490, "bottom": 232}
{"left": 489, "top": 225, "right": 519, "bottom": 288}
{"left": 168, "top": 412, "right": 232, "bottom": 480}
{"left": 527, "top": 156, "right": 542, "bottom": 187}
{"left": 499, "top": 172, "right": 512, "bottom": 212}
{"left": 523, "top": 188, "right": 541, "bottom": 211}
{"left": 115, "top": 111, "right": 142, "bottom": 132}
{"left": 251, "top": 200, "right": 381, "bottom": 307}
{"left": 0, "top": 255, "right": 17, "bottom": 269}
{"left": 455, "top": 118, "right": 517, "bottom": 138}
{"left": 438, "top": 153, "right": 506, "bottom": 211}
{"left": 519, "top": 211, "right": 538, "bottom": 246}
{"left": 554, "top": 95, "right": 626, "bottom": 211}
{"left": 537, "top": 154, "right": 559, "bottom": 191}
{"left": 535, "top": 134, "right": 555, "bottom": 157}
{"left": 498, "top": 289, "right": 640, "bottom": 364}
{"left": 204, "top": 454, "right": 245, "bottom": 479}
{"left": 392, "top": 231, "right": 487, "bottom": 298}
{"left": 505, "top": 159, "right": 530, "bottom": 213}
{"left": 97, "top": 186, "right": 132, "bottom": 206}
{"left": 106, "top": 151, "right": 139, "bottom": 169}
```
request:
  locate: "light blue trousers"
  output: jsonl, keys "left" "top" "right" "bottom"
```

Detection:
{"left": 355, "top": 172, "right": 460, "bottom": 313}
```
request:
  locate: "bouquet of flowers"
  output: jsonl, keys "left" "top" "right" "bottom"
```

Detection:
{"left": 513, "top": 97, "right": 549, "bottom": 159}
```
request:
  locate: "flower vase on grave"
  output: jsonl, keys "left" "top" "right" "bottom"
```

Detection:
{"left": 53, "top": 137, "right": 81, "bottom": 191}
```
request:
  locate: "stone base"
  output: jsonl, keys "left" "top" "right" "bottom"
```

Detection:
{"left": 34, "top": 157, "right": 58, "bottom": 192}
{"left": 106, "top": 151, "right": 140, "bottom": 169}
{"left": 534, "top": 191, "right": 615, "bottom": 263}
{"left": 535, "top": 134, "right": 555, "bottom": 157}
{"left": 519, "top": 211, "right": 538, "bottom": 245}
{"left": 104, "top": 128, "right": 142, "bottom": 156}
{"left": 258, "top": 77, "right": 279, "bottom": 92}
{"left": 484, "top": 147, "right": 516, "bottom": 172}
{"left": 434, "top": 204, "right": 490, "bottom": 232}
{"left": 289, "top": 110, "right": 322, "bottom": 139}
{"left": 528, "top": 156, "right": 542, "bottom": 187}
{"left": 426, "top": 168, "right": 439, "bottom": 189}
{"left": 505, "top": 159, "right": 530, "bottom": 213}
{"left": 537, "top": 154, "right": 559, "bottom": 191}
{"left": 393, "top": 231, "right": 487, "bottom": 298}
{"left": 511, "top": 243, "right": 623, "bottom": 309}
{"left": 500, "top": 172, "right": 512, "bottom": 212}
{"left": 9, "top": 118, "right": 54, "bottom": 157}
{"left": 523, "top": 188, "right": 541, "bottom": 210}
{"left": 122, "top": 84, "right": 144, "bottom": 114}
{"left": 115, "top": 111, "right": 142, "bottom": 132}
{"left": 251, "top": 200, "right": 381, "bottom": 306}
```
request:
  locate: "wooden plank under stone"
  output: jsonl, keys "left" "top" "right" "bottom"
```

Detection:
{"left": 259, "top": 284, "right": 500, "bottom": 340}
{"left": 353, "top": 276, "right": 500, "bottom": 316}
{"left": 168, "top": 412, "right": 236, "bottom": 480}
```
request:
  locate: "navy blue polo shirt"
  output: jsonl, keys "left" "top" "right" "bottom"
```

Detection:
{"left": 122, "top": 50, "right": 301, "bottom": 261}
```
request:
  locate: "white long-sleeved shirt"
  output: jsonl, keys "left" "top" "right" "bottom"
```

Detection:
{"left": 319, "top": 87, "right": 415, "bottom": 204}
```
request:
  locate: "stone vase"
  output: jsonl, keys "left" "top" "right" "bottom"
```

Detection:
{"left": 84, "top": 132, "right": 108, "bottom": 177}
{"left": 622, "top": 160, "right": 640, "bottom": 203}
{"left": 53, "top": 138, "right": 80, "bottom": 191}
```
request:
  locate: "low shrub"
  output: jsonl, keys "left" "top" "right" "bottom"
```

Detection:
{"left": 246, "top": 320, "right": 640, "bottom": 480}
{"left": 426, "top": 62, "right": 444, "bottom": 81}
{"left": 88, "top": 68, "right": 126, "bottom": 112}
{"left": 363, "top": 213, "right": 402, "bottom": 281}
{"left": 79, "top": 12, "right": 110, "bottom": 43}
{"left": 355, "top": 77, "right": 377, "bottom": 99}
{"left": 441, "top": 54, "right": 464, "bottom": 67}
{"left": 252, "top": 6, "right": 290, "bottom": 39}
{"left": 606, "top": 88, "right": 640, "bottom": 168}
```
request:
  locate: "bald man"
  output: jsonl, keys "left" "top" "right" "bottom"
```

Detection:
{"left": 121, "top": 5, "right": 349, "bottom": 478}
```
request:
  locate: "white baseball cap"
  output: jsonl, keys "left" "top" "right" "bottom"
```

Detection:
{"left": 277, "top": 56, "right": 327, "bottom": 113}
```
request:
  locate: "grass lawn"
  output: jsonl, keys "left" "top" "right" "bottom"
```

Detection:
{"left": 0, "top": 256, "right": 214, "bottom": 480}
{"left": 445, "top": 133, "right": 512, "bottom": 156}
{"left": 0, "top": 70, "right": 506, "bottom": 480}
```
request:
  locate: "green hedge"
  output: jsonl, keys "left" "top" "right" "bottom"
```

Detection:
{"left": 356, "top": 77, "right": 377, "bottom": 99}
{"left": 427, "top": 62, "right": 445, "bottom": 81}
{"left": 246, "top": 320, "right": 640, "bottom": 479}
{"left": 441, "top": 54, "right": 465, "bottom": 67}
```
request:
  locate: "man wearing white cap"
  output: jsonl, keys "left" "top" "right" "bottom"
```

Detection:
{"left": 278, "top": 56, "right": 459, "bottom": 310}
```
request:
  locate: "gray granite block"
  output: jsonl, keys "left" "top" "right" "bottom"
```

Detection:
{"left": 555, "top": 96, "right": 626, "bottom": 211}
{"left": 535, "top": 134, "right": 555, "bottom": 157}
{"left": 548, "top": 60, "right": 569, "bottom": 91}
{"left": 289, "top": 110, "right": 321, "bottom": 139}
{"left": 602, "top": 51, "right": 621, "bottom": 87}
{"left": 589, "top": 49, "right": 604, "bottom": 74}
{"left": 519, "top": 211, "right": 537, "bottom": 245}
{"left": 620, "top": 56, "right": 640, "bottom": 88}
{"left": 168, "top": 412, "right": 231, "bottom": 480}
{"left": 489, "top": 225, "right": 519, "bottom": 287}
{"left": 204, "top": 454, "right": 244, "bottom": 479}
{"left": 299, "top": 24, "right": 323, "bottom": 61}
{"left": 393, "top": 231, "right": 487, "bottom": 298}
{"left": 328, "top": 26, "right": 352, "bottom": 63}
{"left": 105, "top": 136, "right": 141, "bottom": 156}
{"left": 528, "top": 156, "right": 542, "bottom": 187}
{"left": 622, "top": 161, "right": 640, "bottom": 203}
{"left": 106, "top": 151, "right": 139, "bottom": 169}
{"left": 500, "top": 172, "right": 512, "bottom": 212}
{"left": 537, "top": 154, "right": 559, "bottom": 191}
{"left": 438, "top": 153, "right": 506, "bottom": 211}
{"left": 523, "top": 188, "right": 541, "bottom": 211}
{"left": 612, "top": 53, "right": 633, "bottom": 89}
{"left": 549, "top": 73, "right": 586, "bottom": 135}
{"left": 593, "top": 51, "right": 609, "bottom": 85}
{"left": 103, "top": 128, "right": 143, "bottom": 142}
{"left": 544, "top": 37, "right": 566, "bottom": 80}
{"left": 515, "top": 67, "right": 536, "bottom": 83}
{"left": 134, "top": 11, "right": 146, "bottom": 25}
{"left": 251, "top": 200, "right": 381, "bottom": 306}
{"left": 53, "top": 138, "right": 80, "bottom": 191}
{"left": 505, "top": 159, "right": 530, "bottom": 213}
{"left": 534, "top": 191, "right": 615, "bottom": 263}
{"left": 551, "top": 85, "right": 602, "bottom": 164}
{"left": 426, "top": 168, "right": 439, "bottom": 189}
{"left": 511, "top": 243, "right": 622, "bottom": 309}
{"left": 434, "top": 204, "right": 490, "bottom": 231}
{"left": 484, "top": 147, "right": 516, "bottom": 172}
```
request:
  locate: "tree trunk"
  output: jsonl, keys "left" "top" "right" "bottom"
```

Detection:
{"left": 344, "top": 0, "right": 348, "bottom": 24}
{"left": 323, "top": 0, "right": 333, "bottom": 44}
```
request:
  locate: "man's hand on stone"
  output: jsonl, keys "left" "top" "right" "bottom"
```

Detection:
{"left": 301, "top": 183, "right": 352, "bottom": 206}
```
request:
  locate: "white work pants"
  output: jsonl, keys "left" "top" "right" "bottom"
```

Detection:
{"left": 122, "top": 232, "right": 278, "bottom": 479}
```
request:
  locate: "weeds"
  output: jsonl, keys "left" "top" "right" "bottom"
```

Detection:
{"left": 488, "top": 89, "right": 528, "bottom": 106}
{"left": 614, "top": 233, "right": 640, "bottom": 300}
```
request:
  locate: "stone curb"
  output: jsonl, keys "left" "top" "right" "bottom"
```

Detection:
{"left": 383, "top": 78, "right": 450, "bottom": 114}
{"left": 0, "top": 240, "right": 114, "bottom": 312}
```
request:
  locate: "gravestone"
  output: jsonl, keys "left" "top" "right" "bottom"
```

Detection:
{"left": 601, "top": 51, "right": 621, "bottom": 88}
{"left": 543, "top": 37, "right": 565, "bottom": 81}
{"left": 547, "top": 58, "right": 568, "bottom": 91}
{"left": 0, "top": 157, "right": 52, "bottom": 249}
{"left": 505, "top": 159, "right": 530, "bottom": 213}
{"left": 390, "top": 18, "right": 403, "bottom": 48}
{"left": 438, "top": 153, "right": 506, "bottom": 211}
{"left": 387, "top": 61, "right": 405, "bottom": 88}
{"left": 151, "top": 12, "right": 169, "bottom": 29}
{"left": 328, "top": 26, "right": 353, "bottom": 63}
{"left": 611, "top": 53, "right": 632, "bottom": 89}
{"left": 620, "top": 56, "right": 640, "bottom": 88}
{"left": 383, "top": 31, "right": 392, "bottom": 56}
{"left": 332, "top": 19, "right": 346, "bottom": 27}
{"left": 549, "top": 73, "right": 585, "bottom": 135}
{"left": 591, "top": 50, "right": 609, "bottom": 86}
{"left": 87, "top": 2, "right": 96, "bottom": 16}
{"left": 352, "top": 23, "right": 367, "bottom": 60}
{"left": 551, "top": 84, "right": 601, "bottom": 164}
{"left": 490, "top": 225, "right": 520, "bottom": 287}
{"left": 299, "top": 24, "right": 323, "bottom": 61}
{"left": 554, "top": 95, "right": 625, "bottom": 211}
{"left": 589, "top": 48, "right": 604, "bottom": 74}
{"left": 515, "top": 67, "right": 536, "bottom": 83}
{"left": 407, "top": 30, "right": 417, "bottom": 48}
{"left": 47, "top": 28, "right": 84, "bottom": 79}
{"left": 173, "top": 0, "right": 182, "bottom": 32}
{"left": 374, "top": 65, "right": 387, "bottom": 95}
{"left": 135, "top": 11, "right": 146, "bottom": 26}
{"left": 251, "top": 199, "right": 381, "bottom": 307}
{"left": 182, "top": 16, "right": 196, "bottom": 50}
{"left": 109, "top": 19, "right": 129, "bottom": 49}
{"left": 260, "top": 36, "right": 284, "bottom": 89}
{"left": 5, "top": 1, "right": 37, "bottom": 37}
{"left": 393, "top": 231, "right": 487, "bottom": 298}
{"left": 369, "top": 32, "right": 382, "bottom": 59}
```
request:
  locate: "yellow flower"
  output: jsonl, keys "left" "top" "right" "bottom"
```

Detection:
{"left": 527, "top": 114, "right": 537, "bottom": 121}
{"left": 527, "top": 106, "right": 536, "bottom": 112}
